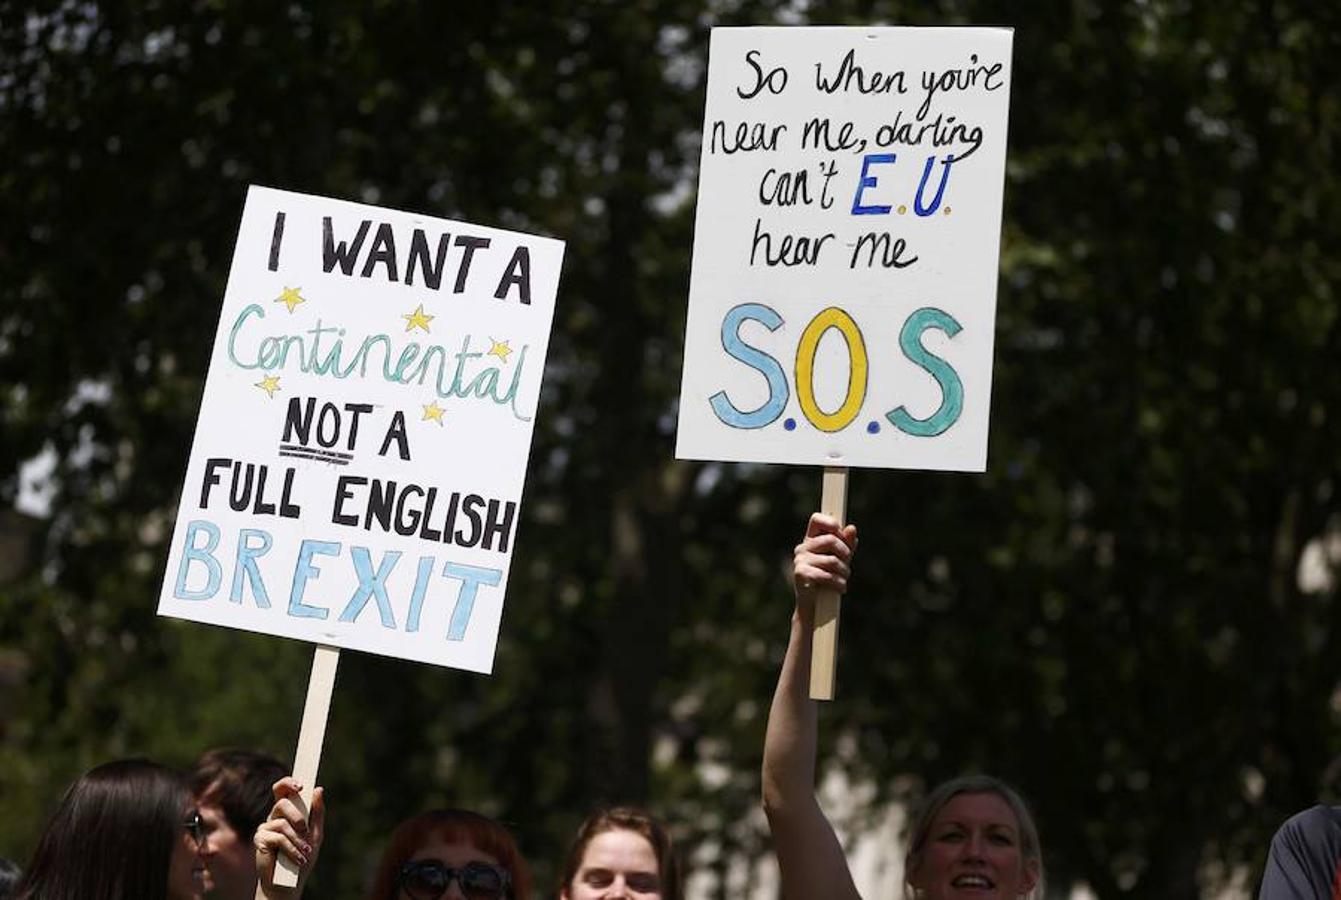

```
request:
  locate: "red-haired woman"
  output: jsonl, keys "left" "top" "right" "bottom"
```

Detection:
{"left": 366, "top": 809, "right": 531, "bottom": 900}
{"left": 254, "top": 779, "right": 530, "bottom": 900}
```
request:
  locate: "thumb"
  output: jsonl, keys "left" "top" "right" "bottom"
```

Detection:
{"left": 805, "top": 512, "right": 842, "bottom": 539}
{"left": 840, "top": 523, "right": 858, "bottom": 547}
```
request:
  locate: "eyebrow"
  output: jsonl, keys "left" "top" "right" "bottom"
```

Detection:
{"left": 939, "top": 821, "right": 1018, "bottom": 833}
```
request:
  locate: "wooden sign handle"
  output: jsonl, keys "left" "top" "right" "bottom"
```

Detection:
{"left": 271, "top": 643, "right": 340, "bottom": 890}
{"left": 809, "top": 466, "right": 849, "bottom": 701}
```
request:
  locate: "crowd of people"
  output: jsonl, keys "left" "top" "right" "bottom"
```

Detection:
{"left": 1, "top": 738, "right": 683, "bottom": 900}
{"left": 3, "top": 515, "right": 1331, "bottom": 899}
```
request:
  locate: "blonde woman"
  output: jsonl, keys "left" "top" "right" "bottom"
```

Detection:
{"left": 762, "top": 513, "right": 1044, "bottom": 900}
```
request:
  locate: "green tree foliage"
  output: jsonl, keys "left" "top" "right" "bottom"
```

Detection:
{"left": 2, "top": 1, "right": 1340, "bottom": 896}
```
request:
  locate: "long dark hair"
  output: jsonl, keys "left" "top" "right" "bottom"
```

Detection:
{"left": 14, "top": 759, "right": 191, "bottom": 900}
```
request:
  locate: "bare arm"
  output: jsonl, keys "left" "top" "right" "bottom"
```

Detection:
{"left": 762, "top": 513, "right": 862, "bottom": 900}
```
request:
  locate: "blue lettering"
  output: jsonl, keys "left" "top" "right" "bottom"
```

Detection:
{"left": 442, "top": 562, "right": 502, "bottom": 642}
{"left": 405, "top": 556, "right": 436, "bottom": 633}
{"left": 338, "top": 547, "right": 401, "bottom": 628}
{"left": 708, "top": 303, "right": 789, "bottom": 429}
{"left": 851, "top": 153, "right": 897, "bottom": 215}
{"left": 914, "top": 154, "right": 955, "bottom": 216}
{"left": 229, "top": 528, "right": 273, "bottom": 608}
{"left": 287, "top": 540, "right": 340, "bottom": 619}
{"left": 886, "top": 307, "right": 964, "bottom": 436}
{"left": 173, "top": 520, "right": 222, "bottom": 601}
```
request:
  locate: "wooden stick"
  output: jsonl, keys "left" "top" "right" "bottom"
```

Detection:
{"left": 271, "top": 644, "right": 341, "bottom": 889}
{"left": 809, "top": 466, "right": 850, "bottom": 701}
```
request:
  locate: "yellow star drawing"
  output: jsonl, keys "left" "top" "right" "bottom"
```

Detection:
{"left": 256, "top": 375, "right": 281, "bottom": 398}
{"left": 275, "top": 287, "right": 306, "bottom": 313}
{"left": 403, "top": 304, "right": 434, "bottom": 333}
{"left": 487, "top": 337, "right": 513, "bottom": 364}
{"left": 422, "top": 401, "right": 446, "bottom": 425}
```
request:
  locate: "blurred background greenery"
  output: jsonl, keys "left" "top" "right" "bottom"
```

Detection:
{"left": 3, "top": 1, "right": 1340, "bottom": 896}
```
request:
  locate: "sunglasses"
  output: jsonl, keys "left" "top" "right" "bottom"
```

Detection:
{"left": 396, "top": 859, "right": 511, "bottom": 900}
{"left": 182, "top": 810, "right": 205, "bottom": 847}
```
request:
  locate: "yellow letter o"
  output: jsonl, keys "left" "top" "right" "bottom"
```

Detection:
{"left": 794, "top": 307, "right": 868, "bottom": 432}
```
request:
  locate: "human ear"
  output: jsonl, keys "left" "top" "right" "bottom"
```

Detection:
{"left": 1018, "top": 858, "right": 1040, "bottom": 895}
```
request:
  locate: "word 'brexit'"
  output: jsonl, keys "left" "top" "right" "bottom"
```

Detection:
{"left": 172, "top": 521, "right": 501, "bottom": 641}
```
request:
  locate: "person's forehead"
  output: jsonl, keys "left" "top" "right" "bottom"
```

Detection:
{"left": 580, "top": 829, "right": 659, "bottom": 869}
{"left": 196, "top": 797, "right": 229, "bottom": 820}
{"left": 196, "top": 778, "right": 229, "bottom": 805}
{"left": 932, "top": 792, "right": 1020, "bottom": 829}
{"left": 410, "top": 839, "right": 501, "bottom": 867}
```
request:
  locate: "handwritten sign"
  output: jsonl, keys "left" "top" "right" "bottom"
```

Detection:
{"left": 158, "top": 186, "right": 564, "bottom": 673}
{"left": 676, "top": 27, "right": 1013, "bottom": 471}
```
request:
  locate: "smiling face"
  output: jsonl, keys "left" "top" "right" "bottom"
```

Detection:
{"left": 906, "top": 792, "right": 1039, "bottom": 900}
{"left": 197, "top": 794, "right": 254, "bottom": 900}
{"left": 562, "top": 828, "right": 663, "bottom": 900}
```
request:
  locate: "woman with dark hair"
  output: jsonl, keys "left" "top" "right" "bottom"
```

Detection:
{"left": 559, "top": 807, "right": 681, "bottom": 900}
{"left": 256, "top": 781, "right": 530, "bottom": 900}
{"left": 13, "top": 758, "right": 206, "bottom": 900}
{"left": 192, "top": 747, "right": 289, "bottom": 900}
{"left": 762, "top": 514, "right": 1044, "bottom": 900}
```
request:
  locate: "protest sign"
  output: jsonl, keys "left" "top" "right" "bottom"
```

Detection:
{"left": 159, "top": 186, "right": 563, "bottom": 885}
{"left": 677, "top": 25, "right": 1013, "bottom": 472}
{"left": 676, "top": 27, "right": 1013, "bottom": 696}
{"left": 159, "top": 186, "right": 563, "bottom": 673}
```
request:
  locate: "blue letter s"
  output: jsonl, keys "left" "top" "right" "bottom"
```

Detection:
{"left": 708, "top": 303, "right": 789, "bottom": 429}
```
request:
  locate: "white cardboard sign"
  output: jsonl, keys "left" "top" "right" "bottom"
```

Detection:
{"left": 158, "top": 186, "right": 564, "bottom": 673}
{"left": 676, "top": 26, "right": 1013, "bottom": 471}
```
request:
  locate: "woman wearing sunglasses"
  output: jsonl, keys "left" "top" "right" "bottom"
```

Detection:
{"left": 559, "top": 807, "right": 681, "bottom": 900}
{"left": 366, "top": 809, "right": 531, "bottom": 900}
{"left": 256, "top": 784, "right": 530, "bottom": 900}
{"left": 763, "top": 514, "right": 1046, "bottom": 900}
{"left": 13, "top": 758, "right": 207, "bottom": 900}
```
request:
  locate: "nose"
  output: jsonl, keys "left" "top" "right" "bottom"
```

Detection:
{"left": 443, "top": 883, "right": 467, "bottom": 900}
{"left": 963, "top": 832, "right": 986, "bottom": 861}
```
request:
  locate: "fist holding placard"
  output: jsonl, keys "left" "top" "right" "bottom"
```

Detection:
{"left": 159, "top": 186, "right": 564, "bottom": 886}
{"left": 676, "top": 26, "right": 1013, "bottom": 472}
{"left": 676, "top": 27, "right": 1013, "bottom": 698}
